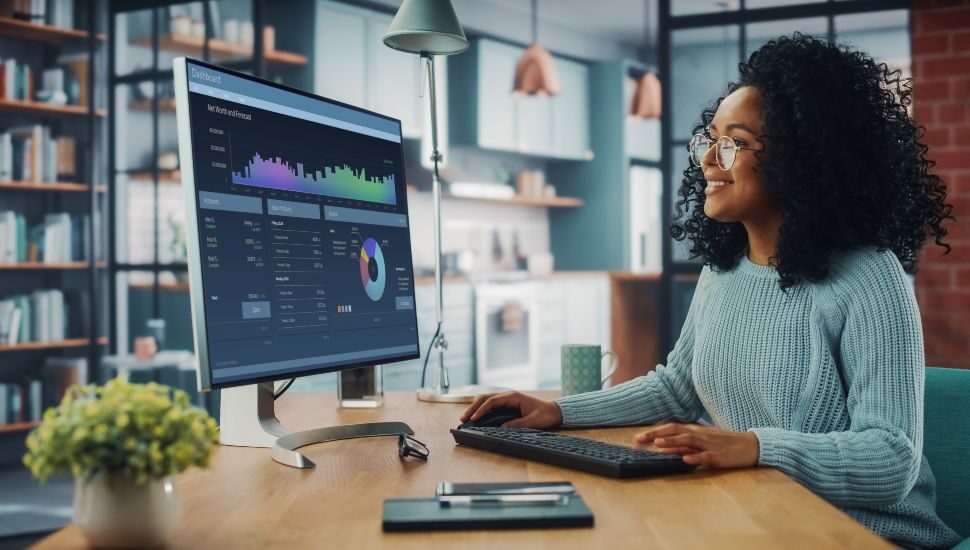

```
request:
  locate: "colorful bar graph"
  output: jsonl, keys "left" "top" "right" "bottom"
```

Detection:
{"left": 231, "top": 152, "right": 397, "bottom": 205}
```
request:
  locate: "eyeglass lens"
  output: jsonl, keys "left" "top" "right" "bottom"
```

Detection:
{"left": 690, "top": 134, "right": 737, "bottom": 170}
{"left": 398, "top": 434, "right": 429, "bottom": 460}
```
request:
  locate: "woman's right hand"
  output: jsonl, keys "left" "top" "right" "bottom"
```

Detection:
{"left": 460, "top": 391, "right": 564, "bottom": 429}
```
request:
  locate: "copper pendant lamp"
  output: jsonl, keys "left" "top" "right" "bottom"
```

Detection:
{"left": 629, "top": 0, "right": 662, "bottom": 118}
{"left": 630, "top": 71, "right": 662, "bottom": 118}
{"left": 513, "top": 0, "right": 560, "bottom": 96}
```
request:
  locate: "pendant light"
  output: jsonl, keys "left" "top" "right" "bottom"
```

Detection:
{"left": 513, "top": 0, "right": 560, "bottom": 96}
{"left": 629, "top": 0, "right": 662, "bottom": 118}
{"left": 629, "top": 71, "right": 661, "bottom": 118}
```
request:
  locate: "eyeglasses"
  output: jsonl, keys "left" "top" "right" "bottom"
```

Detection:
{"left": 398, "top": 433, "right": 429, "bottom": 461}
{"left": 688, "top": 133, "right": 759, "bottom": 171}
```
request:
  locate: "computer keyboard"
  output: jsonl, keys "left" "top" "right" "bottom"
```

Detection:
{"left": 451, "top": 426, "right": 698, "bottom": 478}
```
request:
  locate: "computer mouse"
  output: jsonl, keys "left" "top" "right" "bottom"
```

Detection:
{"left": 462, "top": 407, "right": 523, "bottom": 429}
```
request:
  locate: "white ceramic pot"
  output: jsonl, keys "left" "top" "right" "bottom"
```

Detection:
{"left": 73, "top": 475, "right": 181, "bottom": 548}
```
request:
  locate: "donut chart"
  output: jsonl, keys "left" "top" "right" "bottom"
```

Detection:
{"left": 359, "top": 238, "right": 386, "bottom": 302}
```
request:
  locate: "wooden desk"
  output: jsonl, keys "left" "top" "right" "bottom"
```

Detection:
{"left": 35, "top": 392, "right": 890, "bottom": 549}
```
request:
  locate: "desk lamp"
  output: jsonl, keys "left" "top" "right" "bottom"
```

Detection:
{"left": 384, "top": 0, "right": 504, "bottom": 402}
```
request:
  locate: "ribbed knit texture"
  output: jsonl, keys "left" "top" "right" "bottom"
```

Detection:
{"left": 555, "top": 247, "right": 961, "bottom": 549}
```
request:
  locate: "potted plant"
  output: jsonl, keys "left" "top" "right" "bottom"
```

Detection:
{"left": 23, "top": 378, "right": 219, "bottom": 548}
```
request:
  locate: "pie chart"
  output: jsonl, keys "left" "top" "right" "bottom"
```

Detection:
{"left": 359, "top": 238, "right": 386, "bottom": 302}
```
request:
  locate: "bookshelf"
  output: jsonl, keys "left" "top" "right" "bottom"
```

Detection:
{"left": 0, "top": 262, "right": 107, "bottom": 270}
{"left": 0, "top": 98, "right": 106, "bottom": 117}
{"left": 0, "top": 420, "right": 41, "bottom": 434}
{"left": 127, "top": 169, "right": 181, "bottom": 183}
{"left": 128, "top": 97, "right": 175, "bottom": 112}
{"left": 0, "top": 16, "right": 104, "bottom": 42}
{"left": 0, "top": 4, "right": 106, "bottom": 436}
{"left": 130, "top": 33, "right": 308, "bottom": 66}
{"left": 0, "top": 180, "right": 107, "bottom": 193}
{"left": 0, "top": 337, "right": 108, "bottom": 354}
{"left": 109, "top": 1, "right": 313, "bottom": 370}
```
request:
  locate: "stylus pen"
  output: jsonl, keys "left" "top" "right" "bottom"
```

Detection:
{"left": 438, "top": 494, "right": 570, "bottom": 507}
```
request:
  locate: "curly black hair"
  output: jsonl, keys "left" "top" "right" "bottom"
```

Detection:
{"left": 669, "top": 33, "right": 953, "bottom": 291}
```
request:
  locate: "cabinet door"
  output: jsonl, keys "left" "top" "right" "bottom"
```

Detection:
{"left": 477, "top": 40, "right": 520, "bottom": 151}
{"left": 516, "top": 95, "right": 553, "bottom": 155}
{"left": 536, "top": 281, "right": 567, "bottom": 387}
{"left": 315, "top": 1, "right": 368, "bottom": 108}
{"left": 564, "top": 278, "right": 608, "bottom": 347}
{"left": 552, "top": 59, "right": 590, "bottom": 158}
{"left": 624, "top": 74, "right": 661, "bottom": 161}
{"left": 367, "top": 13, "right": 423, "bottom": 139}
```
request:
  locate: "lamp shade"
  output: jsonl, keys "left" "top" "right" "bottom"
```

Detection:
{"left": 513, "top": 43, "right": 561, "bottom": 96}
{"left": 629, "top": 72, "right": 662, "bottom": 118}
{"left": 383, "top": 0, "right": 468, "bottom": 55}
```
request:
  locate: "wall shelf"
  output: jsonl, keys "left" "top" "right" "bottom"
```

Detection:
{"left": 128, "top": 98, "right": 176, "bottom": 112}
{"left": 407, "top": 185, "right": 582, "bottom": 208}
{"left": 0, "top": 262, "right": 107, "bottom": 270}
{"left": 0, "top": 337, "right": 108, "bottom": 353}
{"left": 446, "top": 194, "right": 584, "bottom": 208}
{"left": 126, "top": 170, "right": 181, "bottom": 183}
{"left": 0, "top": 16, "right": 104, "bottom": 42}
{"left": 0, "top": 98, "right": 106, "bottom": 117}
{"left": 130, "top": 34, "right": 307, "bottom": 66}
{"left": 0, "top": 420, "right": 41, "bottom": 434}
{"left": 0, "top": 180, "right": 107, "bottom": 193}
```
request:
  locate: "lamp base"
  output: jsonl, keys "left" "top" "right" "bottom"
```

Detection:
{"left": 416, "top": 384, "right": 509, "bottom": 403}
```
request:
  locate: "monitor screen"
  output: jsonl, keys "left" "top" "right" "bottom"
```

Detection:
{"left": 174, "top": 59, "right": 419, "bottom": 390}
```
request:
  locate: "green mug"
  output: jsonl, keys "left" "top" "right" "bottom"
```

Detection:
{"left": 561, "top": 344, "right": 619, "bottom": 396}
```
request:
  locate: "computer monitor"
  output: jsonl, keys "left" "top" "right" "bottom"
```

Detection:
{"left": 173, "top": 58, "right": 419, "bottom": 465}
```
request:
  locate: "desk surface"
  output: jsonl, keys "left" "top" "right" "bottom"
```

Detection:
{"left": 36, "top": 391, "right": 890, "bottom": 549}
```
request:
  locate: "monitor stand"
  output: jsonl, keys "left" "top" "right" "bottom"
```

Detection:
{"left": 218, "top": 382, "right": 414, "bottom": 469}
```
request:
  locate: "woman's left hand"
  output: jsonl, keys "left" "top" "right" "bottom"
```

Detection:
{"left": 633, "top": 423, "right": 760, "bottom": 469}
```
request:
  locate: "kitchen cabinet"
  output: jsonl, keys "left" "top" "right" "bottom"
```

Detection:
{"left": 624, "top": 74, "right": 662, "bottom": 161}
{"left": 536, "top": 275, "right": 611, "bottom": 389}
{"left": 553, "top": 58, "right": 592, "bottom": 160}
{"left": 477, "top": 39, "right": 520, "bottom": 151}
{"left": 314, "top": 0, "right": 424, "bottom": 139}
{"left": 314, "top": 1, "right": 367, "bottom": 108}
{"left": 385, "top": 281, "right": 475, "bottom": 391}
{"left": 451, "top": 38, "right": 591, "bottom": 160}
{"left": 291, "top": 281, "right": 474, "bottom": 394}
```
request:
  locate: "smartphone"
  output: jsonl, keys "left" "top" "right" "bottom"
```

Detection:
{"left": 435, "top": 481, "right": 575, "bottom": 496}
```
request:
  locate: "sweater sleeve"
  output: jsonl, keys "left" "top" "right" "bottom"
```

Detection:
{"left": 554, "top": 266, "right": 709, "bottom": 427}
{"left": 749, "top": 251, "right": 924, "bottom": 508}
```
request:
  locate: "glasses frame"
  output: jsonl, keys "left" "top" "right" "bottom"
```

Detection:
{"left": 398, "top": 433, "right": 429, "bottom": 461}
{"left": 688, "top": 133, "right": 759, "bottom": 171}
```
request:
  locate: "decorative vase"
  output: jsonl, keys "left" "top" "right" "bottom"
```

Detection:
{"left": 73, "top": 474, "right": 181, "bottom": 548}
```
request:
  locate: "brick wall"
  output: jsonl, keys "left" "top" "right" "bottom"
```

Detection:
{"left": 911, "top": 0, "right": 970, "bottom": 369}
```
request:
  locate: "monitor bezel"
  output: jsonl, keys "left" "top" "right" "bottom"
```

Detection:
{"left": 172, "top": 57, "right": 420, "bottom": 392}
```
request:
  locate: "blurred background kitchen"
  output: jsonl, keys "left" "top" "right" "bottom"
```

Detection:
{"left": 0, "top": 0, "right": 967, "bottom": 544}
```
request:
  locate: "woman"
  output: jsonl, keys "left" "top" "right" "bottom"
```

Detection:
{"left": 461, "top": 34, "right": 961, "bottom": 549}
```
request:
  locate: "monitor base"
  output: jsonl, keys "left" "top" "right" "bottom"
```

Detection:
{"left": 272, "top": 422, "right": 413, "bottom": 468}
{"left": 416, "top": 384, "right": 509, "bottom": 403}
{"left": 218, "top": 381, "right": 413, "bottom": 468}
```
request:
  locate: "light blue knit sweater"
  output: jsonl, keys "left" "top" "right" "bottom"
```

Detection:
{"left": 555, "top": 247, "right": 961, "bottom": 549}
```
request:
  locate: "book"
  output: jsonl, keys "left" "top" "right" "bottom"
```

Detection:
{"left": 0, "top": 300, "right": 14, "bottom": 343}
{"left": 0, "top": 384, "right": 7, "bottom": 424}
{"left": 57, "top": 54, "right": 88, "bottom": 107}
{"left": 43, "top": 356, "right": 87, "bottom": 407}
{"left": 56, "top": 136, "right": 75, "bottom": 179}
{"left": 0, "top": 132, "right": 11, "bottom": 179}
{"left": 27, "top": 379, "right": 42, "bottom": 421}
{"left": 6, "top": 308, "right": 21, "bottom": 344}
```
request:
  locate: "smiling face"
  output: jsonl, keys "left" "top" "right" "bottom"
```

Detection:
{"left": 701, "top": 86, "right": 779, "bottom": 225}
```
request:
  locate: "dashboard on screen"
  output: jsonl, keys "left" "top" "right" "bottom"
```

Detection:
{"left": 175, "top": 59, "right": 419, "bottom": 389}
